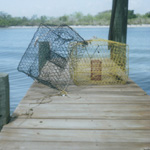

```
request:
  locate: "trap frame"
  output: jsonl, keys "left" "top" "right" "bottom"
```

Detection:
{"left": 17, "top": 24, "right": 85, "bottom": 91}
{"left": 70, "top": 38, "right": 129, "bottom": 85}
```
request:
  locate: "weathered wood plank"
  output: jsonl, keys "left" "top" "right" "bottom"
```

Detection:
{"left": 1, "top": 129, "right": 150, "bottom": 143}
{"left": 72, "top": 86, "right": 146, "bottom": 92}
{"left": 29, "top": 85, "right": 145, "bottom": 92}
{"left": 0, "top": 73, "right": 10, "bottom": 130}
{"left": 24, "top": 90, "right": 147, "bottom": 98}
{"left": 13, "top": 103, "right": 150, "bottom": 120}
{"left": 69, "top": 91, "right": 147, "bottom": 96}
{"left": 15, "top": 103, "right": 150, "bottom": 111}
{"left": 0, "top": 141, "right": 150, "bottom": 150}
{"left": 0, "top": 78, "right": 150, "bottom": 150}
{"left": 20, "top": 95, "right": 150, "bottom": 104}
{"left": 28, "top": 79, "right": 140, "bottom": 92}
{"left": 22, "top": 90, "right": 148, "bottom": 104}
{"left": 26, "top": 82, "right": 146, "bottom": 93}
{"left": 4, "top": 119, "right": 150, "bottom": 130}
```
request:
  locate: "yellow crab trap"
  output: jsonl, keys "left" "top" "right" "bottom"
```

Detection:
{"left": 70, "top": 39, "right": 129, "bottom": 85}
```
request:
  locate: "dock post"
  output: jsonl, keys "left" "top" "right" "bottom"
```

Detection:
{"left": 0, "top": 73, "right": 10, "bottom": 130}
{"left": 108, "top": 0, "right": 128, "bottom": 70}
{"left": 109, "top": 0, "right": 128, "bottom": 44}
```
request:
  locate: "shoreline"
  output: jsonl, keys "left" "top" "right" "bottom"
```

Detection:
{"left": 1, "top": 24, "right": 150, "bottom": 29}
{"left": 73, "top": 24, "right": 150, "bottom": 28}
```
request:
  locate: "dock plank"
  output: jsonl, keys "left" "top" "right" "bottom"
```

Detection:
{"left": 13, "top": 103, "right": 150, "bottom": 120}
{"left": 0, "top": 141, "right": 150, "bottom": 150}
{"left": 4, "top": 119, "right": 150, "bottom": 130}
{"left": 20, "top": 94, "right": 150, "bottom": 104}
{"left": 0, "top": 79, "right": 150, "bottom": 150}
{"left": 1, "top": 128, "right": 150, "bottom": 143}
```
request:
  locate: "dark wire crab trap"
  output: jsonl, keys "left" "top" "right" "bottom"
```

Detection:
{"left": 17, "top": 24, "right": 85, "bottom": 91}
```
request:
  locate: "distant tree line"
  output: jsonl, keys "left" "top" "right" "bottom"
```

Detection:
{"left": 0, "top": 10, "right": 150, "bottom": 27}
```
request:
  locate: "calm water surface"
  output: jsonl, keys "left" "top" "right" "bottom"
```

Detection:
{"left": 0, "top": 27, "right": 150, "bottom": 114}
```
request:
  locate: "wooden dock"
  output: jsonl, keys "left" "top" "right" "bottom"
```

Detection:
{"left": 0, "top": 79, "right": 150, "bottom": 150}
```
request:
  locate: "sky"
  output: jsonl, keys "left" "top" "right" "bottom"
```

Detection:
{"left": 0, "top": 0, "right": 150, "bottom": 18}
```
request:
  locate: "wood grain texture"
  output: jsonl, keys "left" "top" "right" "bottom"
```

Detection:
{"left": 1, "top": 128, "right": 150, "bottom": 143}
{"left": 0, "top": 78, "right": 150, "bottom": 150}
{"left": 0, "top": 141, "right": 150, "bottom": 150}
{"left": 4, "top": 119, "right": 150, "bottom": 130}
{"left": 13, "top": 103, "right": 150, "bottom": 120}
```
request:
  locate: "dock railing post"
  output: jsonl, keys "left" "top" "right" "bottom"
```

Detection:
{"left": 0, "top": 73, "right": 10, "bottom": 131}
{"left": 108, "top": 0, "right": 129, "bottom": 70}
{"left": 109, "top": 0, "right": 128, "bottom": 44}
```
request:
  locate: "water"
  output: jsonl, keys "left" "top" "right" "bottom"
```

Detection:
{"left": 0, "top": 27, "right": 150, "bottom": 114}
{"left": 127, "top": 27, "right": 150, "bottom": 95}
{"left": 0, "top": 28, "right": 35, "bottom": 113}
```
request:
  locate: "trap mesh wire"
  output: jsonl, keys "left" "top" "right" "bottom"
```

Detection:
{"left": 70, "top": 38, "right": 129, "bottom": 85}
{"left": 18, "top": 24, "right": 129, "bottom": 91}
{"left": 17, "top": 24, "right": 85, "bottom": 91}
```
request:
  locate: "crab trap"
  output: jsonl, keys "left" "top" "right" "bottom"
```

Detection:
{"left": 70, "top": 38, "right": 129, "bottom": 85}
{"left": 18, "top": 24, "right": 129, "bottom": 91}
{"left": 17, "top": 24, "right": 85, "bottom": 91}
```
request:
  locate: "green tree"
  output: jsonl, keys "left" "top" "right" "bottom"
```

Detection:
{"left": 145, "top": 12, "right": 150, "bottom": 18}
{"left": 59, "top": 15, "right": 68, "bottom": 22}
{"left": 40, "top": 16, "right": 47, "bottom": 24}
{"left": 128, "top": 10, "right": 137, "bottom": 19}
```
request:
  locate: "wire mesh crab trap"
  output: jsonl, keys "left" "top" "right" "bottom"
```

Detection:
{"left": 70, "top": 39, "right": 129, "bottom": 85}
{"left": 17, "top": 24, "right": 85, "bottom": 91}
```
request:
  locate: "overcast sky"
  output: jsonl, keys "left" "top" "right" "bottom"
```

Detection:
{"left": 0, "top": 0, "right": 149, "bottom": 17}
